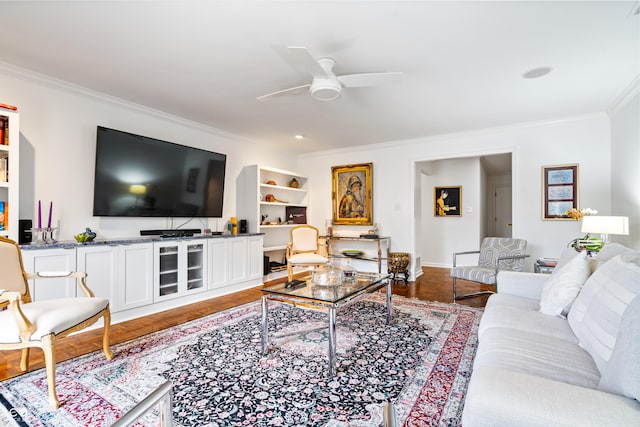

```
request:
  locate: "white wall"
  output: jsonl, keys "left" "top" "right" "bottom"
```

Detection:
{"left": 419, "top": 157, "right": 482, "bottom": 268}
{"left": 299, "top": 114, "right": 613, "bottom": 273}
{"left": 609, "top": 88, "right": 640, "bottom": 249}
{"left": 1, "top": 65, "right": 301, "bottom": 240}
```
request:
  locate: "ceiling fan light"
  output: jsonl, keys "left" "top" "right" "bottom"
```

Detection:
{"left": 310, "top": 78, "right": 342, "bottom": 101}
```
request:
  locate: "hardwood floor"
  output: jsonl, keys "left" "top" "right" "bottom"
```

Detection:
{"left": 0, "top": 266, "right": 491, "bottom": 382}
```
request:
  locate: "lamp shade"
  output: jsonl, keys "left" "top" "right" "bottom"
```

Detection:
{"left": 581, "top": 216, "right": 629, "bottom": 235}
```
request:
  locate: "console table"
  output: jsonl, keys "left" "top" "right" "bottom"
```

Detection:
{"left": 324, "top": 236, "right": 390, "bottom": 273}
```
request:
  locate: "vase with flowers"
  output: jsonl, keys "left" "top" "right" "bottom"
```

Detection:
{"left": 566, "top": 208, "right": 602, "bottom": 252}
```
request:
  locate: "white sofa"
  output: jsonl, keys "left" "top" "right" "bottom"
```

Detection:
{"left": 462, "top": 243, "right": 640, "bottom": 426}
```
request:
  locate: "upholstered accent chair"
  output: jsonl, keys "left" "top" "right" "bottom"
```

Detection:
{"left": 0, "top": 237, "right": 113, "bottom": 409}
{"left": 450, "top": 237, "right": 528, "bottom": 301}
{"left": 286, "top": 225, "right": 328, "bottom": 282}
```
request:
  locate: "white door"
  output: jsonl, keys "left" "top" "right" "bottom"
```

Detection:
{"left": 494, "top": 185, "right": 512, "bottom": 238}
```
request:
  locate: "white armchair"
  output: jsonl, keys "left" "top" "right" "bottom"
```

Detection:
{"left": 0, "top": 237, "right": 113, "bottom": 409}
{"left": 286, "top": 225, "right": 328, "bottom": 282}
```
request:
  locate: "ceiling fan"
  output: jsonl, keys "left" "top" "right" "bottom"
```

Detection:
{"left": 256, "top": 46, "right": 404, "bottom": 102}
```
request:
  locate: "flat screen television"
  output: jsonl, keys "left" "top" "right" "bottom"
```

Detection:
{"left": 93, "top": 126, "right": 226, "bottom": 218}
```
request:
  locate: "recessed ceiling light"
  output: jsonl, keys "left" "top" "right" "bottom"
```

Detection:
{"left": 522, "top": 67, "right": 553, "bottom": 79}
{"left": 294, "top": 134, "right": 304, "bottom": 140}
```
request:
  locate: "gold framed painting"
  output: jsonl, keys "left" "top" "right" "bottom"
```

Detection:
{"left": 332, "top": 163, "right": 373, "bottom": 225}
{"left": 542, "top": 164, "right": 578, "bottom": 220}
{"left": 434, "top": 186, "right": 461, "bottom": 217}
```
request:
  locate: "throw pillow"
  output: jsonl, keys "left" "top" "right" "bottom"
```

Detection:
{"left": 598, "top": 296, "right": 640, "bottom": 400}
{"left": 568, "top": 252, "right": 640, "bottom": 375}
{"left": 539, "top": 250, "right": 590, "bottom": 317}
{"left": 555, "top": 246, "right": 579, "bottom": 270}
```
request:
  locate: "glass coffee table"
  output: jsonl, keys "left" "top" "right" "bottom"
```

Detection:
{"left": 261, "top": 272, "right": 393, "bottom": 376}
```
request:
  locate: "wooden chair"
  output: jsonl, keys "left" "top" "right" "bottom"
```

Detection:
{"left": 286, "top": 225, "right": 328, "bottom": 282}
{"left": 0, "top": 236, "right": 113, "bottom": 409}
{"left": 450, "top": 237, "right": 528, "bottom": 301}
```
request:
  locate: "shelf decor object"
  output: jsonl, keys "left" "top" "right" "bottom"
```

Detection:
{"left": 331, "top": 163, "right": 373, "bottom": 225}
{"left": 542, "top": 164, "right": 579, "bottom": 220}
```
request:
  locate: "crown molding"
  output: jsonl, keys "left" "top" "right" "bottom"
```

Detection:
{"left": 607, "top": 75, "right": 640, "bottom": 117}
{"left": 0, "top": 60, "right": 252, "bottom": 144}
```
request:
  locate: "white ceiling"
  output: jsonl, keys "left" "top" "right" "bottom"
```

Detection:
{"left": 0, "top": 1, "right": 638, "bottom": 154}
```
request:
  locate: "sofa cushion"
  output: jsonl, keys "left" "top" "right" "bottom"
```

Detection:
{"left": 539, "top": 250, "right": 590, "bottom": 317}
{"left": 479, "top": 293, "right": 578, "bottom": 343}
{"left": 568, "top": 252, "right": 640, "bottom": 375}
{"left": 474, "top": 327, "right": 600, "bottom": 389}
{"left": 598, "top": 296, "right": 640, "bottom": 401}
{"left": 462, "top": 366, "right": 640, "bottom": 427}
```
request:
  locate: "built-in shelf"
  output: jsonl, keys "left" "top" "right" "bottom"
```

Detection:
{"left": 237, "top": 165, "right": 309, "bottom": 278}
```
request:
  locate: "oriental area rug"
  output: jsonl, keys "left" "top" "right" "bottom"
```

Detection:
{"left": 0, "top": 294, "right": 482, "bottom": 427}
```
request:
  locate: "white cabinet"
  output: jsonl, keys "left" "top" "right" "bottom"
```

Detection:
{"left": 0, "top": 108, "right": 19, "bottom": 241}
{"left": 208, "top": 235, "right": 264, "bottom": 290}
{"left": 237, "top": 165, "right": 308, "bottom": 276}
{"left": 77, "top": 245, "right": 119, "bottom": 311}
{"left": 21, "top": 248, "right": 77, "bottom": 301}
{"left": 153, "top": 240, "right": 207, "bottom": 302}
{"left": 118, "top": 243, "right": 154, "bottom": 311}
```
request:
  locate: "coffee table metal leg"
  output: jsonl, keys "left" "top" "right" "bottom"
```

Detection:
{"left": 261, "top": 295, "right": 268, "bottom": 354}
{"left": 328, "top": 306, "right": 337, "bottom": 376}
{"left": 386, "top": 278, "right": 393, "bottom": 325}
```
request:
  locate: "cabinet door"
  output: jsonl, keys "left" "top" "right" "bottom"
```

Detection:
{"left": 21, "top": 248, "right": 77, "bottom": 301}
{"left": 153, "top": 241, "right": 180, "bottom": 302}
{"left": 208, "top": 238, "right": 229, "bottom": 290}
{"left": 247, "top": 235, "right": 264, "bottom": 280}
{"left": 229, "top": 237, "right": 248, "bottom": 284}
{"left": 186, "top": 241, "right": 207, "bottom": 294}
{"left": 77, "top": 245, "right": 119, "bottom": 312}
{"left": 119, "top": 243, "right": 154, "bottom": 310}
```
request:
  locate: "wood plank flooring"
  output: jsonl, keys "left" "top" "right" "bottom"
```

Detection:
{"left": 0, "top": 266, "right": 491, "bottom": 382}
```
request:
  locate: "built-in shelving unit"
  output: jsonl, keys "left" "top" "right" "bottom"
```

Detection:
{"left": 237, "top": 165, "right": 309, "bottom": 278}
{"left": 0, "top": 107, "right": 19, "bottom": 241}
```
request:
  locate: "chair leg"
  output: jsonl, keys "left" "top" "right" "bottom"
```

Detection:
{"left": 102, "top": 308, "right": 114, "bottom": 361}
{"left": 287, "top": 263, "right": 294, "bottom": 282}
{"left": 20, "top": 348, "right": 30, "bottom": 371}
{"left": 453, "top": 277, "right": 495, "bottom": 301}
{"left": 452, "top": 277, "right": 457, "bottom": 302}
{"left": 41, "top": 334, "right": 60, "bottom": 410}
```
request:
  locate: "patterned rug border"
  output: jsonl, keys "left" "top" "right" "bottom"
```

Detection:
{"left": 1, "top": 294, "right": 483, "bottom": 426}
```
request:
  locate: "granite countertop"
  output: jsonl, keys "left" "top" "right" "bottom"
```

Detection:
{"left": 20, "top": 233, "right": 264, "bottom": 250}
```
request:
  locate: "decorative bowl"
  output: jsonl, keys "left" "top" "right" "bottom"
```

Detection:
{"left": 312, "top": 264, "right": 344, "bottom": 287}
{"left": 342, "top": 249, "right": 364, "bottom": 258}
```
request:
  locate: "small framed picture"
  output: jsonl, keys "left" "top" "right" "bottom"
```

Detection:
{"left": 434, "top": 186, "right": 461, "bottom": 217}
{"left": 542, "top": 164, "right": 578, "bottom": 220}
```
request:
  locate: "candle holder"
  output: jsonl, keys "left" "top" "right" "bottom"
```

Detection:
{"left": 30, "top": 227, "right": 58, "bottom": 244}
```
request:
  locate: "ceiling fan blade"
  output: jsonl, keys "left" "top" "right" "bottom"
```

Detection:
{"left": 256, "top": 83, "right": 311, "bottom": 101}
{"left": 337, "top": 72, "right": 404, "bottom": 88}
{"left": 287, "top": 46, "right": 328, "bottom": 78}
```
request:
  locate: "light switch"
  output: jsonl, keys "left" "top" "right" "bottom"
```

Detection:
{"left": 466, "top": 207, "right": 473, "bottom": 213}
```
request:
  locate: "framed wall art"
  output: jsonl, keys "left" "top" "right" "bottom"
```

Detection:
{"left": 542, "top": 164, "right": 578, "bottom": 220}
{"left": 434, "top": 186, "right": 461, "bottom": 217}
{"left": 332, "top": 163, "right": 373, "bottom": 225}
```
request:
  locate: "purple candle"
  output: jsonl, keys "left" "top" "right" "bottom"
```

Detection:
{"left": 47, "top": 202, "right": 52, "bottom": 228}
{"left": 38, "top": 200, "right": 42, "bottom": 228}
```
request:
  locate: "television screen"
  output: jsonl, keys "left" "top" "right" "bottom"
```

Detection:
{"left": 93, "top": 126, "right": 226, "bottom": 218}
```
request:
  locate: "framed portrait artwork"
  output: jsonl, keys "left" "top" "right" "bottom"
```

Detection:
{"left": 332, "top": 163, "right": 373, "bottom": 225}
{"left": 434, "top": 186, "right": 461, "bottom": 217}
{"left": 542, "top": 164, "right": 578, "bottom": 220}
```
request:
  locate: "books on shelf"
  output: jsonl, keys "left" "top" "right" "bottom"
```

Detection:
{"left": 536, "top": 257, "right": 558, "bottom": 267}
{"left": 0, "top": 157, "right": 7, "bottom": 182}
{"left": 0, "top": 201, "right": 5, "bottom": 231}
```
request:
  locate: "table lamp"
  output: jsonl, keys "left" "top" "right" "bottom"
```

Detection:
{"left": 581, "top": 216, "right": 629, "bottom": 243}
